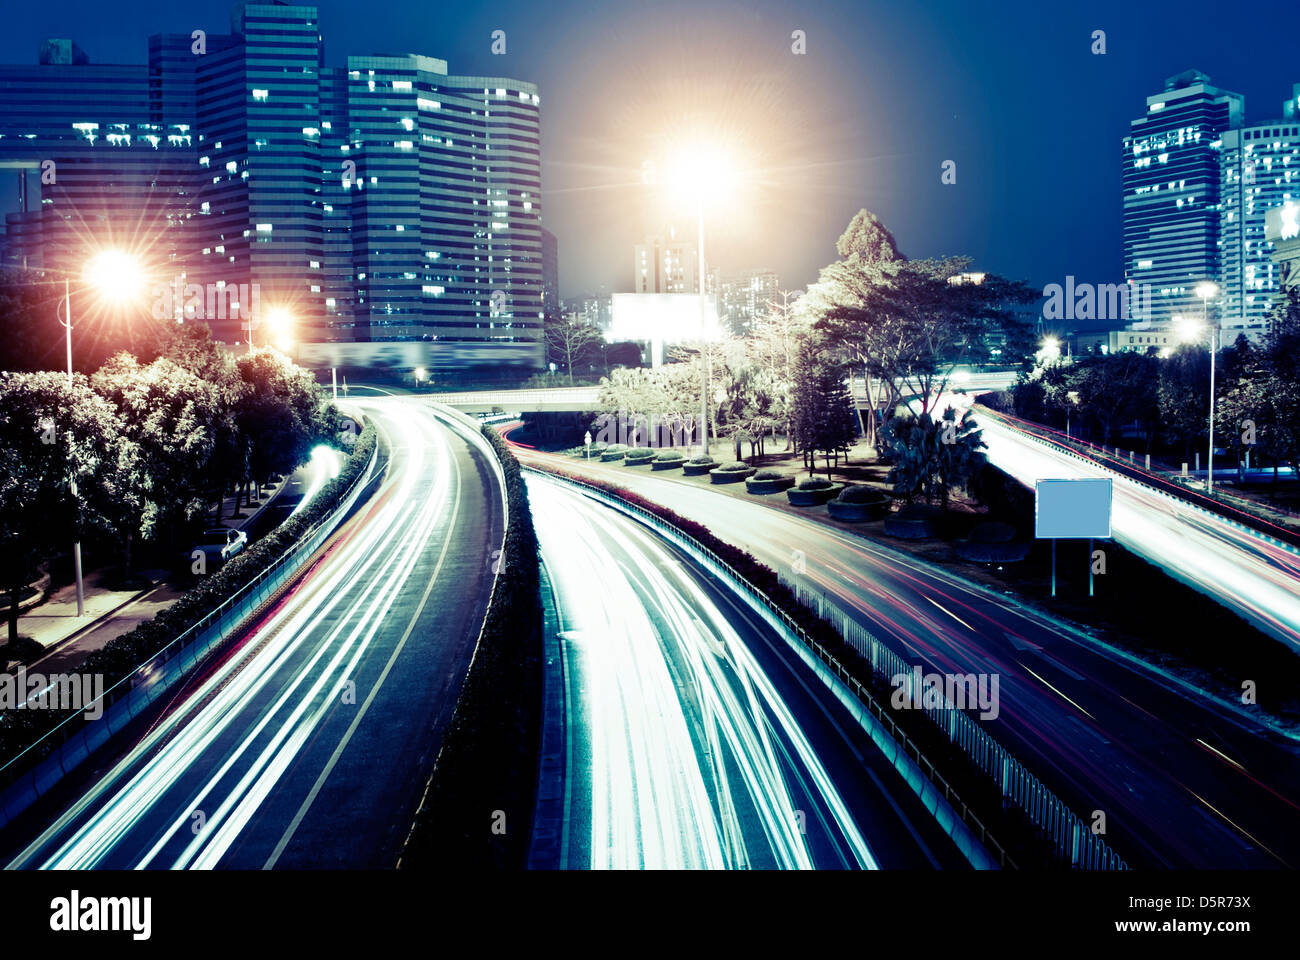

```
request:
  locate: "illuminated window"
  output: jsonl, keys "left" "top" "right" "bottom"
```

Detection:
{"left": 252, "top": 88, "right": 269, "bottom": 101}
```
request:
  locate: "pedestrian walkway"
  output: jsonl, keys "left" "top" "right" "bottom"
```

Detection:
{"left": 4, "top": 464, "right": 312, "bottom": 674}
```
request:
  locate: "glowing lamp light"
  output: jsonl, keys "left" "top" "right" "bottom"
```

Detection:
{"left": 663, "top": 143, "right": 736, "bottom": 208}
{"left": 264, "top": 306, "right": 293, "bottom": 350}
{"left": 83, "top": 250, "right": 145, "bottom": 303}
{"left": 1173, "top": 315, "right": 1205, "bottom": 343}
{"left": 1194, "top": 281, "right": 1219, "bottom": 300}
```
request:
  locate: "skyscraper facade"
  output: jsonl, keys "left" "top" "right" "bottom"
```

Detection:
{"left": 0, "top": 1, "right": 545, "bottom": 368}
{"left": 633, "top": 227, "right": 697, "bottom": 293}
{"left": 1217, "top": 86, "right": 1300, "bottom": 330}
{"left": 1122, "top": 70, "right": 1244, "bottom": 328}
{"left": 711, "top": 267, "right": 779, "bottom": 337}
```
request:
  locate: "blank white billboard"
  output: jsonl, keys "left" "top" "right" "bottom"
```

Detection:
{"left": 1035, "top": 478, "right": 1113, "bottom": 539}
{"left": 609, "top": 293, "right": 721, "bottom": 366}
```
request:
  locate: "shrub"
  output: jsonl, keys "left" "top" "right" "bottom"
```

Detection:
{"left": 714, "top": 461, "right": 750, "bottom": 472}
{"left": 835, "top": 484, "right": 891, "bottom": 504}
{"left": 752, "top": 468, "right": 786, "bottom": 481}
{"left": 687, "top": 455, "right": 716, "bottom": 465}
{"left": 0, "top": 422, "right": 379, "bottom": 772}
{"left": 797, "top": 478, "right": 834, "bottom": 491}
{"left": 653, "top": 451, "right": 686, "bottom": 461}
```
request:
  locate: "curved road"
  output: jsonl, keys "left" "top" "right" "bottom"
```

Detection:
{"left": 529, "top": 472, "right": 968, "bottom": 870}
{"left": 511, "top": 437, "right": 1300, "bottom": 869}
{"left": 972, "top": 402, "right": 1300, "bottom": 649}
{"left": 7, "top": 398, "right": 504, "bottom": 869}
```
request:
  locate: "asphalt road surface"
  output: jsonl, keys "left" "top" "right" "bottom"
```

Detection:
{"left": 529, "top": 472, "right": 968, "bottom": 869}
{"left": 511, "top": 438, "right": 1300, "bottom": 869}
{"left": 7, "top": 398, "right": 503, "bottom": 869}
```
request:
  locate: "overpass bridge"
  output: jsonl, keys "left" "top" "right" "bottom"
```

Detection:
{"left": 432, "top": 371, "right": 1019, "bottom": 414}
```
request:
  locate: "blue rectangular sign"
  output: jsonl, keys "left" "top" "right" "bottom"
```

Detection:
{"left": 1034, "top": 478, "right": 1112, "bottom": 539}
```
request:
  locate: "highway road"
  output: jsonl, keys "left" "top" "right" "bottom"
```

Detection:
{"left": 527, "top": 472, "right": 968, "bottom": 869}
{"left": 6, "top": 398, "right": 504, "bottom": 869}
{"left": 510, "top": 436, "right": 1300, "bottom": 869}
{"left": 969, "top": 401, "right": 1300, "bottom": 650}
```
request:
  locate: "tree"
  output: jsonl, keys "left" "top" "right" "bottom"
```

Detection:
{"left": 881, "top": 406, "right": 987, "bottom": 509}
{"left": 91, "top": 354, "right": 223, "bottom": 572}
{"left": 544, "top": 314, "right": 604, "bottom": 385}
{"left": 1158, "top": 345, "right": 1211, "bottom": 462}
{"left": 790, "top": 335, "right": 858, "bottom": 476}
{"left": 0, "top": 372, "right": 117, "bottom": 644}
{"left": 806, "top": 212, "right": 1036, "bottom": 435}
{"left": 1216, "top": 290, "right": 1300, "bottom": 490}
{"left": 152, "top": 322, "right": 250, "bottom": 518}
{"left": 235, "top": 350, "right": 336, "bottom": 502}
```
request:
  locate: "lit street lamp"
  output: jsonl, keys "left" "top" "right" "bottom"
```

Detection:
{"left": 665, "top": 143, "right": 732, "bottom": 456}
{"left": 58, "top": 249, "right": 147, "bottom": 616}
{"left": 1174, "top": 280, "right": 1221, "bottom": 493}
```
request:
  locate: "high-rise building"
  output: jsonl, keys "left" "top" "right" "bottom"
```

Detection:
{"left": 0, "top": 34, "right": 201, "bottom": 285}
{"left": 711, "top": 267, "right": 779, "bottom": 336}
{"left": 1218, "top": 85, "right": 1300, "bottom": 330}
{"left": 633, "top": 226, "right": 697, "bottom": 293}
{"left": 0, "top": 2, "right": 545, "bottom": 368}
{"left": 1122, "top": 70, "right": 1244, "bottom": 327}
{"left": 541, "top": 227, "right": 559, "bottom": 317}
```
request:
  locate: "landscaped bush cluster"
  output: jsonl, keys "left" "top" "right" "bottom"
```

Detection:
{"left": 0, "top": 421, "right": 378, "bottom": 774}
{"left": 401, "top": 425, "right": 542, "bottom": 870}
{"left": 797, "top": 478, "right": 835, "bottom": 491}
{"left": 623, "top": 447, "right": 657, "bottom": 464}
{"left": 834, "top": 484, "right": 890, "bottom": 504}
{"left": 751, "top": 469, "right": 785, "bottom": 481}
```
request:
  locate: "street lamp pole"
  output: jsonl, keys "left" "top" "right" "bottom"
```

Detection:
{"left": 1206, "top": 299, "right": 1218, "bottom": 495}
{"left": 59, "top": 276, "right": 85, "bottom": 618}
{"left": 1196, "top": 283, "right": 1219, "bottom": 494}
{"left": 697, "top": 198, "right": 710, "bottom": 457}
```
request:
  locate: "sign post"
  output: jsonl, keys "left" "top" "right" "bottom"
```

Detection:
{"left": 1035, "top": 478, "right": 1113, "bottom": 598}
{"left": 584, "top": 430, "right": 592, "bottom": 461}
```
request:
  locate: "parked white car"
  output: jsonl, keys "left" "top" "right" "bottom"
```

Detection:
{"left": 194, "top": 527, "right": 248, "bottom": 563}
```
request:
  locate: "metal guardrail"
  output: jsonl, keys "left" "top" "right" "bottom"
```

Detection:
{"left": 0, "top": 436, "right": 381, "bottom": 830}
{"left": 786, "top": 578, "right": 1127, "bottom": 871}
{"left": 526, "top": 468, "right": 1130, "bottom": 870}
{"left": 976, "top": 404, "right": 1300, "bottom": 559}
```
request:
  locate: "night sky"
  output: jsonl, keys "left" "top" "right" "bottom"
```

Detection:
{"left": 2, "top": 0, "right": 1296, "bottom": 309}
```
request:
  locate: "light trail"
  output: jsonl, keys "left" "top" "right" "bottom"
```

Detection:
{"left": 9, "top": 398, "right": 497, "bottom": 870}
{"left": 972, "top": 408, "right": 1300, "bottom": 650}
{"left": 528, "top": 473, "right": 876, "bottom": 870}
{"left": 510, "top": 440, "right": 1300, "bottom": 868}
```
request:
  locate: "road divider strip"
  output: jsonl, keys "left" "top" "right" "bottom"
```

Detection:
{"left": 399, "top": 419, "right": 542, "bottom": 870}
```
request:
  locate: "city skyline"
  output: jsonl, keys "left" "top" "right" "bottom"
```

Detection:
{"left": 3, "top": 0, "right": 1298, "bottom": 315}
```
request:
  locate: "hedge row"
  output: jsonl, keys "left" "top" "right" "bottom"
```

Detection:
{"left": 400, "top": 425, "right": 543, "bottom": 870}
{"left": 0, "top": 422, "right": 378, "bottom": 773}
{"left": 535, "top": 464, "right": 1079, "bottom": 869}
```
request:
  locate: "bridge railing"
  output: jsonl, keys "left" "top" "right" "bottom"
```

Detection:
{"left": 785, "top": 577, "right": 1127, "bottom": 871}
